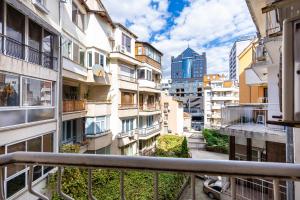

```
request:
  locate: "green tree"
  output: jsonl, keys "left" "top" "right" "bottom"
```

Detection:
{"left": 181, "top": 137, "right": 189, "bottom": 158}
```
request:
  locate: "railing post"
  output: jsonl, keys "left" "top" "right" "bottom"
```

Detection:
{"left": 191, "top": 174, "right": 196, "bottom": 200}
{"left": 120, "top": 170, "right": 125, "bottom": 200}
{"left": 58, "top": 167, "right": 74, "bottom": 200}
{"left": 154, "top": 172, "right": 159, "bottom": 200}
{"left": 0, "top": 167, "right": 4, "bottom": 200}
{"left": 231, "top": 177, "right": 236, "bottom": 200}
{"left": 88, "top": 169, "right": 97, "bottom": 200}
{"left": 273, "top": 179, "right": 280, "bottom": 200}
{"left": 27, "top": 166, "right": 49, "bottom": 200}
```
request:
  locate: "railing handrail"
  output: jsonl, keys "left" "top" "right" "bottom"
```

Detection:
{"left": 1, "top": 152, "right": 300, "bottom": 180}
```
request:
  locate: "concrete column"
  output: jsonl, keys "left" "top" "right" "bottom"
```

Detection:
{"left": 229, "top": 136, "right": 235, "bottom": 160}
{"left": 247, "top": 138, "right": 252, "bottom": 161}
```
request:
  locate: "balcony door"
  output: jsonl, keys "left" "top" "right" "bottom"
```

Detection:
{"left": 28, "top": 20, "right": 42, "bottom": 65}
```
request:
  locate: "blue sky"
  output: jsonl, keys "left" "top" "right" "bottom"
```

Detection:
{"left": 102, "top": 0, "right": 256, "bottom": 78}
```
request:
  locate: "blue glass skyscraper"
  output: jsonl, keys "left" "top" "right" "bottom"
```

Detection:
{"left": 171, "top": 47, "right": 207, "bottom": 82}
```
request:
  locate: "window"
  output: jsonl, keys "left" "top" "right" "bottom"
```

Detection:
{"left": 62, "top": 119, "right": 77, "bottom": 143}
{"left": 0, "top": 73, "right": 19, "bottom": 107}
{"left": 120, "top": 65, "right": 135, "bottom": 78}
{"left": 62, "top": 38, "right": 72, "bottom": 59}
{"left": 72, "top": 2, "right": 84, "bottom": 30}
{"left": 146, "top": 70, "right": 152, "bottom": 81}
{"left": 121, "top": 92, "right": 134, "bottom": 105}
{"left": 147, "top": 116, "right": 154, "bottom": 127}
{"left": 6, "top": 5, "right": 24, "bottom": 43}
{"left": 122, "top": 118, "right": 135, "bottom": 133}
{"left": 3, "top": 133, "right": 54, "bottom": 198}
{"left": 22, "top": 77, "right": 52, "bottom": 106}
{"left": 138, "top": 47, "right": 143, "bottom": 55}
{"left": 122, "top": 33, "right": 131, "bottom": 52}
{"left": 121, "top": 143, "right": 134, "bottom": 156}
{"left": 85, "top": 116, "right": 110, "bottom": 135}
{"left": 138, "top": 69, "right": 145, "bottom": 79}
{"left": 87, "top": 51, "right": 93, "bottom": 67}
{"left": 28, "top": 20, "right": 42, "bottom": 51}
{"left": 95, "top": 145, "right": 111, "bottom": 155}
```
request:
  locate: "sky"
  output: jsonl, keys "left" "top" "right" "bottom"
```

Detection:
{"left": 102, "top": 0, "right": 256, "bottom": 78}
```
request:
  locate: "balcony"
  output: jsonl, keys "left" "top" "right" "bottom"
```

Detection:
{"left": 0, "top": 34, "right": 58, "bottom": 70}
{"left": 86, "top": 130, "right": 113, "bottom": 151}
{"left": 0, "top": 152, "right": 297, "bottom": 200}
{"left": 139, "top": 124, "right": 161, "bottom": 139}
{"left": 118, "top": 75, "right": 138, "bottom": 90}
{"left": 117, "top": 129, "right": 138, "bottom": 147}
{"left": 138, "top": 79, "right": 161, "bottom": 93}
{"left": 118, "top": 104, "right": 138, "bottom": 118}
{"left": 63, "top": 100, "right": 86, "bottom": 121}
{"left": 220, "top": 104, "right": 286, "bottom": 143}
{"left": 86, "top": 101, "right": 111, "bottom": 117}
{"left": 139, "top": 104, "right": 161, "bottom": 115}
{"left": 211, "top": 95, "right": 239, "bottom": 101}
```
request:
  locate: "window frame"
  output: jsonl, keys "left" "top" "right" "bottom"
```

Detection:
{"left": 72, "top": 2, "right": 85, "bottom": 31}
{"left": 2, "top": 132, "right": 54, "bottom": 199}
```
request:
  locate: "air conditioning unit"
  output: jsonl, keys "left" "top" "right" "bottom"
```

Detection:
{"left": 256, "top": 44, "right": 266, "bottom": 62}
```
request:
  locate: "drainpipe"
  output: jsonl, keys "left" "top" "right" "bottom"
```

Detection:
{"left": 136, "top": 65, "right": 140, "bottom": 156}
{"left": 57, "top": 1, "right": 64, "bottom": 151}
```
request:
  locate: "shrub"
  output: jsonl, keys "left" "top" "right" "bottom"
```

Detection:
{"left": 202, "top": 129, "right": 229, "bottom": 153}
{"left": 156, "top": 134, "right": 190, "bottom": 158}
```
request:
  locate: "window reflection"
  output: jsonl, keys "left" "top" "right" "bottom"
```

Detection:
{"left": 22, "top": 78, "right": 52, "bottom": 106}
{"left": 0, "top": 73, "right": 19, "bottom": 107}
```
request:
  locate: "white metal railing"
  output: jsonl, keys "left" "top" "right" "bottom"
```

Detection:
{"left": 0, "top": 152, "right": 299, "bottom": 200}
{"left": 139, "top": 124, "right": 161, "bottom": 137}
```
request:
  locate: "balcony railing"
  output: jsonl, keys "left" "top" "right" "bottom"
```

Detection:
{"left": 118, "top": 129, "right": 137, "bottom": 138}
{"left": 0, "top": 152, "right": 298, "bottom": 200}
{"left": 221, "top": 104, "right": 286, "bottom": 133}
{"left": 0, "top": 34, "right": 58, "bottom": 70}
{"left": 63, "top": 100, "right": 86, "bottom": 113}
{"left": 118, "top": 74, "right": 137, "bottom": 83}
{"left": 118, "top": 104, "right": 138, "bottom": 109}
{"left": 139, "top": 104, "right": 161, "bottom": 112}
{"left": 139, "top": 124, "right": 161, "bottom": 137}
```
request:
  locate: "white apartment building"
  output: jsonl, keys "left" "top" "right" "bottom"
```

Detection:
{"left": 229, "top": 39, "right": 252, "bottom": 81}
{"left": 0, "top": 0, "right": 164, "bottom": 198}
{"left": 0, "top": 0, "right": 61, "bottom": 199}
{"left": 203, "top": 74, "right": 239, "bottom": 129}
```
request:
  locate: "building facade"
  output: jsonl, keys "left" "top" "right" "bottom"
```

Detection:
{"left": 0, "top": 0, "right": 164, "bottom": 198}
{"left": 170, "top": 47, "right": 207, "bottom": 130}
{"left": 229, "top": 39, "right": 252, "bottom": 81}
{"left": 203, "top": 74, "right": 239, "bottom": 129}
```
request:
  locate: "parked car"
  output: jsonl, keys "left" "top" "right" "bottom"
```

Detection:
{"left": 203, "top": 178, "right": 223, "bottom": 199}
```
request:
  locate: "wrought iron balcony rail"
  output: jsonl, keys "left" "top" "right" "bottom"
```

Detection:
{"left": 0, "top": 152, "right": 299, "bottom": 200}
{"left": 0, "top": 33, "right": 58, "bottom": 71}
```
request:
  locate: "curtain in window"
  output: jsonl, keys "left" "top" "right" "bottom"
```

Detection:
{"left": 85, "top": 118, "right": 94, "bottom": 135}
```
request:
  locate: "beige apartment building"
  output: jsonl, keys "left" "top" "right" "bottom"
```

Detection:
{"left": 203, "top": 74, "right": 239, "bottom": 129}
{"left": 161, "top": 93, "right": 184, "bottom": 135}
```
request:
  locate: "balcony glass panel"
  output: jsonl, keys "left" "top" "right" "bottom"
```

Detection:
{"left": 0, "top": 110, "right": 26, "bottom": 127}
{"left": 6, "top": 172, "right": 25, "bottom": 198}
{"left": 27, "top": 108, "right": 54, "bottom": 122}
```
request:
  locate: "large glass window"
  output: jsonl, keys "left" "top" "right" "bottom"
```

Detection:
{"left": 0, "top": 73, "right": 19, "bottom": 107}
{"left": 120, "top": 65, "right": 135, "bottom": 78}
{"left": 138, "top": 69, "right": 145, "bottom": 79}
{"left": 28, "top": 20, "right": 42, "bottom": 64}
{"left": 22, "top": 77, "right": 52, "bottom": 106}
{"left": 72, "top": 2, "right": 84, "bottom": 30}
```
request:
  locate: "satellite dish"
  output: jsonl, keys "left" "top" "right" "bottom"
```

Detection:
{"left": 93, "top": 64, "right": 105, "bottom": 77}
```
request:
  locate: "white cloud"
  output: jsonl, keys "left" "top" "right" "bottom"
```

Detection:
{"left": 102, "top": 0, "right": 256, "bottom": 78}
{"left": 153, "top": 0, "right": 256, "bottom": 77}
{"left": 102, "top": 0, "right": 169, "bottom": 41}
